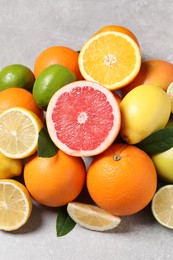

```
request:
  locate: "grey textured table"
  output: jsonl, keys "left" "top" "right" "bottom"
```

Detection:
{"left": 0, "top": 0, "right": 173, "bottom": 259}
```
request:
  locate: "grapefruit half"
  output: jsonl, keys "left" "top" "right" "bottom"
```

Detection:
{"left": 46, "top": 80, "right": 121, "bottom": 157}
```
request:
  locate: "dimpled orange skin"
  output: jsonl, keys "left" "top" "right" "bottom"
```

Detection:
{"left": 34, "top": 46, "right": 83, "bottom": 80}
{"left": 24, "top": 150, "right": 86, "bottom": 207}
{"left": 122, "top": 59, "right": 173, "bottom": 96}
{"left": 87, "top": 143, "right": 157, "bottom": 216}
{"left": 93, "top": 24, "right": 140, "bottom": 46}
{"left": 0, "top": 87, "right": 44, "bottom": 122}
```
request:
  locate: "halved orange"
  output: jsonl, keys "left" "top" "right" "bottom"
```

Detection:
{"left": 78, "top": 31, "right": 141, "bottom": 90}
{"left": 93, "top": 24, "right": 140, "bottom": 46}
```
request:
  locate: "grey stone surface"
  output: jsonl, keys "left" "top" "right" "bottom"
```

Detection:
{"left": 0, "top": 0, "right": 173, "bottom": 259}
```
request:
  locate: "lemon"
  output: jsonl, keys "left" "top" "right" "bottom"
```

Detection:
{"left": 67, "top": 202, "right": 121, "bottom": 231}
{"left": 0, "top": 107, "right": 43, "bottom": 159}
{"left": 166, "top": 82, "right": 173, "bottom": 113}
{"left": 0, "top": 152, "right": 22, "bottom": 179}
{"left": 0, "top": 64, "right": 35, "bottom": 92}
{"left": 151, "top": 185, "right": 173, "bottom": 229}
{"left": 120, "top": 84, "right": 171, "bottom": 144}
{"left": 0, "top": 179, "right": 32, "bottom": 231}
{"left": 32, "top": 64, "right": 77, "bottom": 110}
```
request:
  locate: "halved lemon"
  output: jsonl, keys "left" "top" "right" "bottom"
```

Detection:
{"left": 151, "top": 185, "right": 173, "bottom": 229}
{"left": 0, "top": 107, "right": 43, "bottom": 159}
{"left": 78, "top": 31, "right": 141, "bottom": 90}
{"left": 166, "top": 82, "right": 173, "bottom": 113}
{"left": 67, "top": 202, "right": 121, "bottom": 231}
{"left": 0, "top": 179, "right": 32, "bottom": 231}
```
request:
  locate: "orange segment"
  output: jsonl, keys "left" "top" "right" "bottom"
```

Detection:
{"left": 79, "top": 31, "right": 141, "bottom": 90}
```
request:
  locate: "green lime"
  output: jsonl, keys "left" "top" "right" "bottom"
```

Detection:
{"left": 151, "top": 118, "right": 173, "bottom": 183}
{"left": 0, "top": 64, "right": 35, "bottom": 92}
{"left": 32, "top": 64, "right": 77, "bottom": 110}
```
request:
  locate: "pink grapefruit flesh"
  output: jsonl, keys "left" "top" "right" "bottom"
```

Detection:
{"left": 46, "top": 80, "right": 121, "bottom": 157}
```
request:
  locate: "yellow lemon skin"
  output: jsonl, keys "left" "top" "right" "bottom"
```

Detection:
{"left": 151, "top": 147, "right": 173, "bottom": 183}
{"left": 0, "top": 152, "right": 23, "bottom": 179}
{"left": 120, "top": 84, "right": 171, "bottom": 144}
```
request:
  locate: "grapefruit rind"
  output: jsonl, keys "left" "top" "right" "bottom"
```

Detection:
{"left": 46, "top": 81, "right": 121, "bottom": 157}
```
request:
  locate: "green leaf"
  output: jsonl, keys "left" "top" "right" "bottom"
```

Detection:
{"left": 137, "top": 126, "right": 173, "bottom": 154}
{"left": 56, "top": 206, "right": 76, "bottom": 237}
{"left": 38, "top": 127, "right": 58, "bottom": 157}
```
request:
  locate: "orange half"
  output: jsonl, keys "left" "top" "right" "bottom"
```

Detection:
{"left": 78, "top": 31, "right": 141, "bottom": 90}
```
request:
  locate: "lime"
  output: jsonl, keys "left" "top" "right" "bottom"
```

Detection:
{"left": 32, "top": 64, "right": 77, "bottom": 110}
{"left": 151, "top": 118, "right": 173, "bottom": 183}
{"left": 0, "top": 64, "right": 35, "bottom": 92}
{"left": 151, "top": 185, "right": 173, "bottom": 229}
{"left": 0, "top": 152, "right": 22, "bottom": 179}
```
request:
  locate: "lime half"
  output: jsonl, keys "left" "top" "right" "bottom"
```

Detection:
{"left": 151, "top": 185, "right": 173, "bottom": 229}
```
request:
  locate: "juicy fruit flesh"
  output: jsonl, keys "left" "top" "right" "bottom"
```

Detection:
{"left": 79, "top": 31, "right": 141, "bottom": 90}
{"left": 52, "top": 86, "right": 114, "bottom": 151}
{"left": 152, "top": 185, "right": 173, "bottom": 229}
{"left": 83, "top": 34, "right": 137, "bottom": 85}
{"left": 67, "top": 202, "right": 121, "bottom": 231}
{"left": 46, "top": 81, "right": 121, "bottom": 157}
{"left": 0, "top": 180, "right": 32, "bottom": 231}
{"left": 0, "top": 108, "right": 43, "bottom": 158}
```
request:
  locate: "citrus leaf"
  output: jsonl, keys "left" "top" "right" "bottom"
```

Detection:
{"left": 137, "top": 126, "right": 173, "bottom": 154}
{"left": 56, "top": 206, "right": 76, "bottom": 237}
{"left": 38, "top": 127, "right": 58, "bottom": 157}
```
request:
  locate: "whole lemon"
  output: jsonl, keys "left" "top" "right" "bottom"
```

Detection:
{"left": 120, "top": 84, "right": 171, "bottom": 144}
{"left": 0, "top": 152, "right": 23, "bottom": 179}
{"left": 32, "top": 64, "right": 77, "bottom": 110}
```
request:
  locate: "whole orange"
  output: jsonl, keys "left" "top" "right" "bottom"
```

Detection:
{"left": 23, "top": 150, "right": 86, "bottom": 207}
{"left": 34, "top": 46, "right": 83, "bottom": 80}
{"left": 122, "top": 59, "right": 173, "bottom": 96}
{"left": 0, "top": 88, "right": 44, "bottom": 121}
{"left": 87, "top": 143, "right": 157, "bottom": 216}
{"left": 93, "top": 24, "right": 140, "bottom": 46}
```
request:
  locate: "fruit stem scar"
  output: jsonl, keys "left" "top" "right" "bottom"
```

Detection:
{"left": 104, "top": 54, "right": 117, "bottom": 66}
{"left": 78, "top": 111, "right": 88, "bottom": 124}
{"left": 113, "top": 155, "right": 121, "bottom": 161}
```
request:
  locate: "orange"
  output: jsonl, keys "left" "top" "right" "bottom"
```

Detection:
{"left": 93, "top": 24, "right": 140, "bottom": 46}
{"left": 78, "top": 31, "right": 141, "bottom": 90}
{"left": 23, "top": 150, "right": 86, "bottom": 207}
{"left": 0, "top": 87, "right": 44, "bottom": 121}
{"left": 34, "top": 46, "right": 83, "bottom": 80}
{"left": 122, "top": 59, "right": 173, "bottom": 96}
{"left": 87, "top": 143, "right": 157, "bottom": 216}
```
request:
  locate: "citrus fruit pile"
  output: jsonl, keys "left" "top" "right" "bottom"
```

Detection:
{"left": 0, "top": 24, "right": 173, "bottom": 233}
